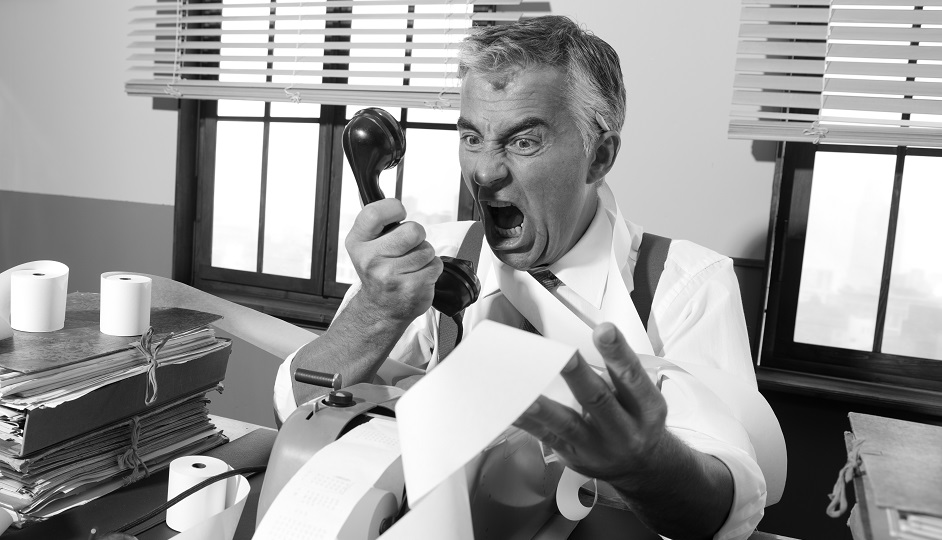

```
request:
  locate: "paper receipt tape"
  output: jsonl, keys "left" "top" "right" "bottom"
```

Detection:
{"left": 0, "top": 261, "right": 70, "bottom": 334}
{"left": 378, "top": 321, "right": 580, "bottom": 539}
{"left": 100, "top": 272, "right": 152, "bottom": 336}
{"left": 134, "top": 274, "right": 317, "bottom": 361}
{"left": 165, "top": 455, "right": 251, "bottom": 540}
{"left": 254, "top": 418, "right": 403, "bottom": 540}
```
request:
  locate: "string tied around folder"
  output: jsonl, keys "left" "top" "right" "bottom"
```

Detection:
{"left": 826, "top": 437, "right": 865, "bottom": 518}
{"left": 118, "top": 416, "right": 150, "bottom": 485}
{"left": 133, "top": 327, "right": 174, "bottom": 406}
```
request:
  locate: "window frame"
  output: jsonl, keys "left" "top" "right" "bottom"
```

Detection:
{"left": 171, "top": 99, "right": 475, "bottom": 329}
{"left": 761, "top": 141, "right": 942, "bottom": 399}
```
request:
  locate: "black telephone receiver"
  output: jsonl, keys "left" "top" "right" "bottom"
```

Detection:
{"left": 342, "top": 107, "right": 481, "bottom": 318}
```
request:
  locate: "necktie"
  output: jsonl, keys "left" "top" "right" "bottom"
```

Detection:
{"left": 521, "top": 267, "right": 564, "bottom": 335}
{"left": 528, "top": 267, "right": 564, "bottom": 291}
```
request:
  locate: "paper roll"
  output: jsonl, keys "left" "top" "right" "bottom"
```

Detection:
{"left": 254, "top": 418, "right": 403, "bottom": 540}
{"left": 166, "top": 455, "right": 230, "bottom": 533}
{"left": 336, "top": 487, "right": 398, "bottom": 540}
{"left": 9, "top": 261, "right": 69, "bottom": 332}
{"left": 100, "top": 272, "right": 152, "bottom": 336}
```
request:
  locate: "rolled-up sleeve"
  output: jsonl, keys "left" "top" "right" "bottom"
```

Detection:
{"left": 650, "top": 240, "right": 775, "bottom": 538}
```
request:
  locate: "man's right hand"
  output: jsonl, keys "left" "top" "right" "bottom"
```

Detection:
{"left": 345, "top": 198, "right": 444, "bottom": 323}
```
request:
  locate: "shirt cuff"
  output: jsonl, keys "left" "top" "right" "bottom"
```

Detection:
{"left": 671, "top": 429, "right": 767, "bottom": 540}
{"left": 273, "top": 345, "right": 304, "bottom": 424}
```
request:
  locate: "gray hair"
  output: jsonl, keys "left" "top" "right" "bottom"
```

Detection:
{"left": 457, "top": 16, "right": 627, "bottom": 155}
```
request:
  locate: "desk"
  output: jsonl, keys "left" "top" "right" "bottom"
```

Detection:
{"left": 844, "top": 412, "right": 942, "bottom": 540}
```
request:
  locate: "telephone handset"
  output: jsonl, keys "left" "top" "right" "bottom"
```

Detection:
{"left": 342, "top": 107, "right": 481, "bottom": 318}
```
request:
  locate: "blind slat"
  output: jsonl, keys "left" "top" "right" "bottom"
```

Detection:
{"left": 739, "top": 24, "right": 827, "bottom": 41}
{"left": 831, "top": 9, "right": 942, "bottom": 27}
{"left": 133, "top": 27, "right": 475, "bottom": 36}
{"left": 131, "top": 40, "right": 467, "bottom": 50}
{"left": 135, "top": 12, "right": 522, "bottom": 24}
{"left": 735, "top": 58, "right": 824, "bottom": 75}
{"left": 825, "top": 78, "right": 942, "bottom": 99}
{"left": 739, "top": 7, "right": 830, "bottom": 24}
{"left": 132, "top": 66, "right": 456, "bottom": 79}
{"left": 732, "top": 90, "right": 822, "bottom": 109}
{"left": 828, "top": 43, "right": 942, "bottom": 63}
{"left": 730, "top": 120, "right": 942, "bottom": 148}
{"left": 734, "top": 74, "right": 823, "bottom": 93}
{"left": 130, "top": 53, "right": 456, "bottom": 64}
{"left": 737, "top": 41, "right": 827, "bottom": 57}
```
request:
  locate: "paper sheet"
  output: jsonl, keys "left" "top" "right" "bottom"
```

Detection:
{"left": 391, "top": 320, "right": 579, "bottom": 537}
{"left": 396, "top": 320, "right": 578, "bottom": 506}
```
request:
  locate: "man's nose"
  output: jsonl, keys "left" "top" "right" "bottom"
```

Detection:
{"left": 471, "top": 151, "right": 509, "bottom": 187}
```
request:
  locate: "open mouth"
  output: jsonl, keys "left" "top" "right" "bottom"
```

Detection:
{"left": 485, "top": 201, "right": 524, "bottom": 238}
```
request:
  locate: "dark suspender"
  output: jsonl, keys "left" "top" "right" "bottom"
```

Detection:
{"left": 631, "top": 232, "right": 671, "bottom": 330}
{"left": 436, "top": 225, "right": 671, "bottom": 358}
{"left": 437, "top": 221, "right": 485, "bottom": 361}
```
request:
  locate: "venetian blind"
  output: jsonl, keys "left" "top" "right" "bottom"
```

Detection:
{"left": 126, "top": 0, "right": 543, "bottom": 109}
{"left": 729, "top": 0, "right": 942, "bottom": 148}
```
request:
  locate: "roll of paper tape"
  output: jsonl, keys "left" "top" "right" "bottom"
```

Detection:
{"left": 166, "top": 455, "right": 230, "bottom": 533}
{"left": 100, "top": 272, "right": 152, "bottom": 336}
{"left": 9, "top": 261, "right": 69, "bottom": 332}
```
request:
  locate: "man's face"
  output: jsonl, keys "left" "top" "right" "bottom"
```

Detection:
{"left": 457, "top": 66, "right": 600, "bottom": 271}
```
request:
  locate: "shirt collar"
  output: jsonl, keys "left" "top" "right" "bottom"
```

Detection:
{"left": 548, "top": 201, "right": 612, "bottom": 309}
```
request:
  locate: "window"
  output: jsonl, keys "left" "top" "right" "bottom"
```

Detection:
{"left": 762, "top": 142, "right": 942, "bottom": 393}
{"left": 176, "top": 101, "right": 473, "bottom": 328}
{"left": 728, "top": 0, "right": 942, "bottom": 404}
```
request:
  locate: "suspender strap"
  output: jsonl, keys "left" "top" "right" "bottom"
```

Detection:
{"left": 630, "top": 232, "right": 671, "bottom": 331}
{"left": 437, "top": 221, "right": 485, "bottom": 361}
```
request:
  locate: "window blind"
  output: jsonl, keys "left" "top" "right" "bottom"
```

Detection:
{"left": 729, "top": 0, "right": 942, "bottom": 148}
{"left": 126, "top": 0, "right": 545, "bottom": 109}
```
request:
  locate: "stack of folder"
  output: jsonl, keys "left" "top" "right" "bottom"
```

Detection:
{"left": 0, "top": 292, "right": 231, "bottom": 525}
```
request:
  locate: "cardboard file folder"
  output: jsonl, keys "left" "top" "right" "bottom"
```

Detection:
{"left": 0, "top": 292, "right": 230, "bottom": 457}
{"left": 17, "top": 344, "right": 229, "bottom": 456}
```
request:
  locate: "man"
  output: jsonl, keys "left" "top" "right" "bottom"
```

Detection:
{"left": 274, "top": 16, "right": 773, "bottom": 540}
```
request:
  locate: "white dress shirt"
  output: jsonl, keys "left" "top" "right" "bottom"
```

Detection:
{"left": 273, "top": 184, "right": 774, "bottom": 540}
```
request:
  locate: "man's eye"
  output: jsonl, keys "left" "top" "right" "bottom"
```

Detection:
{"left": 461, "top": 134, "right": 482, "bottom": 146}
{"left": 510, "top": 138, "right": 538, "bottom": 153}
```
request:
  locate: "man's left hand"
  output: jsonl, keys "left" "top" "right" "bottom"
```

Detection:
{"left": 513, "top": 322, "right": 668, "bottom": 485}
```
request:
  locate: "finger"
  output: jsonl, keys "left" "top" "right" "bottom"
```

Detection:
{"left": 391, "top": 240, "right": 437, "bottom": 274}
{"left": 558, "top": 353, "right": 630, "bottom": 427}
{"left": 592, "top": 323, "right": 661, "bottom": 419}
{"left": 377, "top": 221, "right": 427, "bottom": 256}
{"left": 348, "top": 199, "right": 407, "bottom": 242}
{"left": 514, "top": 395, "right": 588, "bottom": 450}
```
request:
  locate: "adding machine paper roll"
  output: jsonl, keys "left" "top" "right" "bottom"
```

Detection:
{"left": 254, "top": 418, "right": 403, "bottom": 540}
{"left": 167, "top": 455, "right": 231, "bottom": 532}
{"left": 0, "top": 261, "right": 69, "bottom": 333}
{"left": 170, "top": 468, "right": 251, "bottom": 540}
{"left": 100, "top": 272, "right": 152, "bottom": 336}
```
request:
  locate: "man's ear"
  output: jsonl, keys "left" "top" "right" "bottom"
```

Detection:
{"left": 587, "top": 131, "right": 621, "bottom": 184}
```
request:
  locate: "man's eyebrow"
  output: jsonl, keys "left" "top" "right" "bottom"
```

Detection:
{"left": 456, "top": 117, "right": 477, "bottom": 132}
{"left": 456, "top": 116, "right": 548, "bottom": 139}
